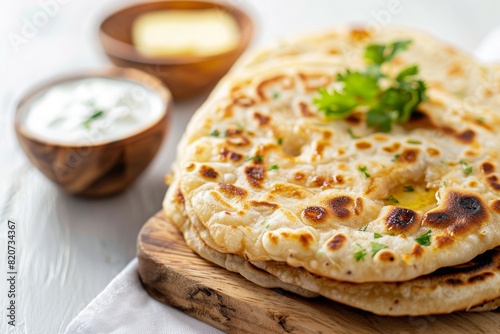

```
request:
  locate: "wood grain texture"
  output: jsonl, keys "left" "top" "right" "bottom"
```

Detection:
{"left": 137, "top": 211, "right": 500, "bottom": 334}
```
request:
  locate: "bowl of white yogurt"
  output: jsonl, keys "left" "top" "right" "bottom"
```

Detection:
{"left": 15, "top": 67, "right": 172, "bottom": 197}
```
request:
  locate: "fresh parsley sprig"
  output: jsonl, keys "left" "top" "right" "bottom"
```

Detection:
{"left": 313, "top": 40, "right": 427, "bottom": 132}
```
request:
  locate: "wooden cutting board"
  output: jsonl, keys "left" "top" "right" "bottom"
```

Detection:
{"left": 137, "top": 211, "right": 500, "bottom": 334}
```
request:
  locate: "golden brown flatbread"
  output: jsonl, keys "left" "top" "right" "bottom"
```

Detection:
{"left": 166, "top": 26, "right": 500, "bottom": 283}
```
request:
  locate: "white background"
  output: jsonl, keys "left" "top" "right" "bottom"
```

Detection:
{"left": 1, "top": 0, "right": 500, "bottom": 333}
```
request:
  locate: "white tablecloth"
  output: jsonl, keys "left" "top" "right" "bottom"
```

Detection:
{"left": 2, "top": 1, "right": 500, "bottom": 333}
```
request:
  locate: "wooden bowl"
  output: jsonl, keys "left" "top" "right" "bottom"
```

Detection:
{"left": 98, "top": 0, "right": 253, "bottom": 100}
{"left": 14, "top": 67, "right": 172, "bottom": 198}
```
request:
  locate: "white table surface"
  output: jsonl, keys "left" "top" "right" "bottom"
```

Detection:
{"left": 1, "top": 0, "right": 500, "bottom": 333}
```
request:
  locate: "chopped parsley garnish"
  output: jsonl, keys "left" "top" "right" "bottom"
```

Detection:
{"left": 268, "top": 164, "right": 279, "bottom": 171}
{"left": 83, "top": 110, "right": 104, "bottom": 129}
{"left": 247, "top": 155, "right": 263, "bottom": 163}
{"left": 386, "top": 195, "right": 399, "bottom": 204}
{"left": 359, "top": 224, "right": 368, "bottom": 232}
{"left": 415, "top": 229, "right": 432, "bottom": 246}
{"left": 313, "top": 40, "right": 427, "bottom": 132}
{"left": 272, "top": 92, "right": 280, "bottom": 99}
{"left": 266, "top": 223, "right": 270, "bottom": 229}
{"left": 408, "top": 139, "right": 422, "bottom": 144}
{"left": 403, "top": 185, "right": 414, "bottom": 192}
{"left": 460, "top": 160, "right": 473, "bottom": 175}
{"left": 347, "top": 128, "right": 359, "bottom": 139}
{"left": 354, "top": 243, "right": 367, "bottom": 262}
{"left": 277, "top": 137, "right": 283, "bottom": 145}
{"left": 358, "top": 166, "right": 371, "bottom": 178}
{"left": 391, "top": 154, "right": 401, "bottom": 162}
{"left": 210, "top": 129, "right": 220, "bottom": 137}
{"left": 374, "top": 233, "right": 383, "bottom": 239}
{"left": 371, "top": 242, "right": 388, "bottom": 257}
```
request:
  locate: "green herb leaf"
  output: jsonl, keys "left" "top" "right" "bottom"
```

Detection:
{"left": 313, "top": 88, "right": 360, "bottom": 119}
{"left": 371, "top": 242, "right": 389, "bottom": 257}
{"left": 313, "top": 40, "right": 426, "bottom": 132}
{"left": 272, "top": 92, "right": 280, "bottom": 99}
{"left": 415, "top": 230, "right": 432, "bottom": 246}
{"left": 374, "top": 233, "right": 383, "bottom": 239}
{"left": 210, "top": 130, "right": 220, "bottom": 137}
{"left": 392, "top": 154, "right": 401, "bottom": 162}
{"left": 268, "top": 164, "right": 279, "bottom": 171}
{"left": 359, "top": 224, "right": 368, "bottom": 232}
{"left": 354, "top": 243, "right": 367, "bottom": 262}
{"left": 337, "top": 70, "right": 379, "bottom": 102}
{"left": 247, "top": 155, "right": 263, "bottom": 163}
{"left": 364, "top": 39, "right": 411, "bottom": 65}
{"left": 364, "top": 44, "right": 387, "bottom": 65}
{"left": 403, "top": 185, "right": 414, "bottom": 192}
{"left": 396, "top": 65, "right": 419, "bottom": 82}
{"left": 408, "top": 139, "right": 422, "bottom": 144}
{"left": 347, "top": 128, "right": 359, "bottom": 139}
{"left": 386, "top": 195, "right": 399, "bottom": 204}
{"left": 83, "top": 110, "right": 104, "bottom": 129}
{"left": 277, "top": 137, "right": 283, "bottom": 145}
{"left": 358, "top": 166, "right": 371, "bottom": 178}
{"left": 460, "top": 160, "right": 473, "bottom": 175}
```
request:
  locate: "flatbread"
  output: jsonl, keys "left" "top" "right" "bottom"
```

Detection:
{"left": 165, "top": 168, "right": 500, "bottom": 315}
{"left": 166, "top": 26, "right": 500, "bottom": 283}
{"left": 163, "top": 185, "right": 500, "bottom": 316}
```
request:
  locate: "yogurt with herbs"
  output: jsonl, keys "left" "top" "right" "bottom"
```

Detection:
{"left": 23, "top": 77, "right": 164, "bottom": 145}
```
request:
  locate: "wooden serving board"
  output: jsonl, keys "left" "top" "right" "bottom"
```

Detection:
{"left": 137, "top": 211, "right": 500, "bottom": 334}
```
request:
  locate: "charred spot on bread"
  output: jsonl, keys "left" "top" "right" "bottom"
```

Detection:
{"left": 456, "top": 129, "right": 475, "bottom": 144}
{"left": 481, "top": 162, "right": 495, "bottom": 175}
{"left": 328, "top": 196, "right": 354, "bottom": 219}
{"left": 423, "top": 190, "right": 489, "bottom": 235}
{"left": 175, "top": 188, "right": 185, "bottom": 205}
{"left": 327, "top": 234, "right": 346, "bottom": 250}
{"left": 400, "top": 149, "right": 419, "bottom": 163}
{"left": 219, "top": 183, "right": 247, "bottom": 197}
{"left": 349, "top": 27, "right": 372, "bottom": 41}
{"left": 378, "top": 250, "right": 396, "bottom": 262}
{"left": 245, "top": 165, "right": 265, "bottom": 188}
{"left": 355, "top": 141, "right": 372, "bottom": 150}
{"left": 302, "top": 206, "right": 328, "bottom": 223}
{"left": 298, "top": 101, "right": 315, "bottom": 117}
{"left": 200, "top": 165, "right": 218, "bottom": 179}
{"left": 385, "top": 208, "right": 419, "bottom": 233}
{"left": 220, "top": 148, "right": 243, "bottom": 162}
{"left": 254, "top": 112, "right": 271, "bottom": 126}
{"left": 489, "top": 199, "right": 500, "bottom": 213}
{"left": 486, "top": 175, "right": 500, "bottom": 191}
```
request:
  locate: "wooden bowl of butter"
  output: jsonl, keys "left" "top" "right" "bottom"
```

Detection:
{"left": 14, "top": 67, "right": 172, "bottom": 197}
{"left": 98, "top": 1, "right": 253, "bottom": 99}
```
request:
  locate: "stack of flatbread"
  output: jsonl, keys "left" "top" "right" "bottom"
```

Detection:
{"left": 163, "top": 26, "right": 500, "bottom": 315}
